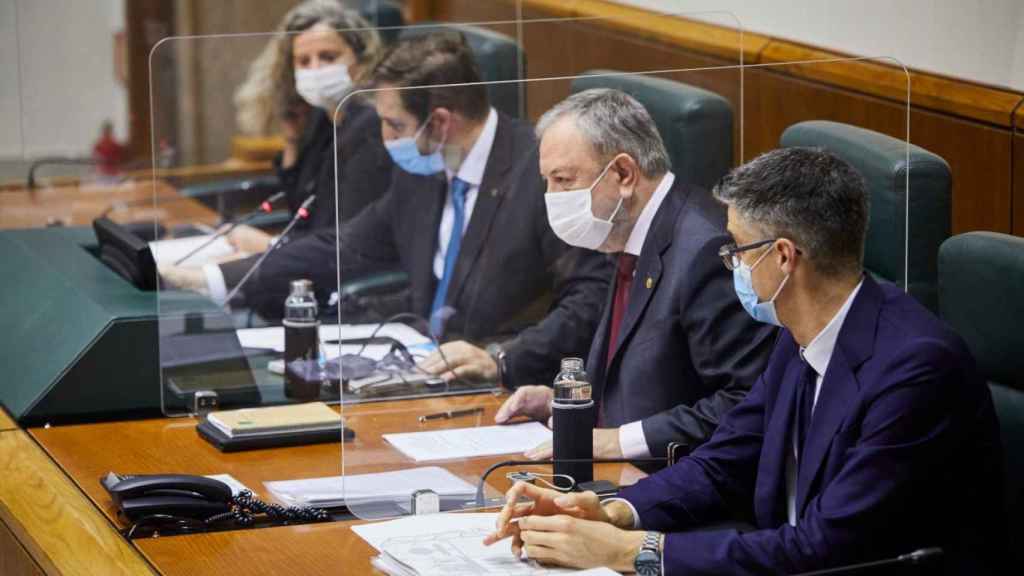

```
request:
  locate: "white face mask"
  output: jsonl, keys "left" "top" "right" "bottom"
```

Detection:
{"left": 544, "top": 160, "right": 624, "bottom": 250}
{"left": 294, "top": 63, "right": 352, "bottom": 111}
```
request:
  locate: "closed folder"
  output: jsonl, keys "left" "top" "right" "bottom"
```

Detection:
{"left": 196, "top": 418, "right": 353, "bottom": 453}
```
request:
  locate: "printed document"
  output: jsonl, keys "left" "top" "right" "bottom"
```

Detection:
{"left": 353, "top": 513, "right": 619, "bottom": 576}
{"left": 383, "top": 422, "right": 551, "bottom": 462}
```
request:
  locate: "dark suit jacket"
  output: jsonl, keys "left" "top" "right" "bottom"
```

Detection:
{"left": 589, "top": 179, "right": 775, "bottom": 459}
{"left": 221, "top": 100, "right": 393, "bottom": 312}
{"left": 618, "top": 276, "right": 1006, "bottom": 575}
{"left": 332, "top": 111, "right": 611, "bottom": 387}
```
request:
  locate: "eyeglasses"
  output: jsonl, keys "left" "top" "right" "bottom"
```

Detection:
{"left": 718, "top": 238, "right": 776, "bottom": 271}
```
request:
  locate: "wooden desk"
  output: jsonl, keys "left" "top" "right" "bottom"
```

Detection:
{"left": 0, "top": 407, "right": 15, "bottom": 432}
{"left": 21, "top": 394, "right": 642, "bottom": 575}
{"left": 0, "top": 180, "right": 218, "bottom": 230}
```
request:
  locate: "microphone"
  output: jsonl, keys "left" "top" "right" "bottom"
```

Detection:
{"left": 791, "top": 548, "right": 943, "bottom": 575}
{"left": 222, "top": 195, "right": 315, "bottom": 305}
{"left": 173, "top": 191, "right": 286, "bottom": 265}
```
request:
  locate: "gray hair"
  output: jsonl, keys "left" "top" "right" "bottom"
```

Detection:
{"left": 713, "top": 147, "right": 870, "bottom": 277}
{"left": 536, "top": 88, "right": 671, "bottom": 178}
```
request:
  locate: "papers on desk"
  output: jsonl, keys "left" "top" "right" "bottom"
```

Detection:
{"left": 264, "top": 466, "right": 476, "bottom": 509}
{"left": 149, "top": 234, "right": 234, "bottom": 266}
{"left": 236, "top": 323, "right": 433, "bottom": 355}
{"left": 383, "top": 422, "right": 552, "bottom": 462}
{"left": 353, "top": 513, "right": 620, "bottom": 576}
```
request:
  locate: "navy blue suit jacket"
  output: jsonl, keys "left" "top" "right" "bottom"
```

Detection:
{"left": 619, "top": 276, "right": 1005, "bottom": 574}
{"left": 588, "top": 179, "right": 776, "bottom": 459}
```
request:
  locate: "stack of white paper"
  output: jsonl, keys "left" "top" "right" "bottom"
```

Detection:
{"left": 264, "top": 466, "right": 477, "bottom": 508}
{"left": 383, "top": 422, "right": 552, "bottom": 462}
{"left": 353, "top": 513, "right": 620, "bottom": 576}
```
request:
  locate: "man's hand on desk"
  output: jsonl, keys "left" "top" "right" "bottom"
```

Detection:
{"left": 158, "top": 264, "right": 208, "bottom": 293}
{"left": 227, "top": 224, "right": 273, "bottom": 253}
{"left": 483, "top": 481, "right": 641, "bottom": 571}
{"left": 494, "top": 385, "right": 553, "bottom": 424}
{"left": 524, "top": 428, "right": 624, "bottom": 461}
{"left": 417, "top": 341, "right": 497, "bottom": 382}
{"left": 495, "top": 387, "right": 625, "bottom": 460}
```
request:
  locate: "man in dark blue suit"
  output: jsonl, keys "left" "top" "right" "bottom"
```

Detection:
{"left": 485, "top": 147, "right": 1005, "bottom": 574}
{"left": 492, "top": 89, "right": 775, "bottom": 463}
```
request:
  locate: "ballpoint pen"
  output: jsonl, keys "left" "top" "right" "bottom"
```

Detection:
{"left": 418, "top": 406, "right": 485, "bottom": 422}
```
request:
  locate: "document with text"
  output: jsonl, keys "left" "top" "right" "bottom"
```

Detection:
{"left": 383, "top": 422, "right": 551, "bottom": 462}
{"left": 353, "top": 513, "right": 620, "bottom": 576}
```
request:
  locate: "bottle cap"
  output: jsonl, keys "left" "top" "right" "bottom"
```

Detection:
{"left": 289, "top": 279, "right": 314, "bottom": 297}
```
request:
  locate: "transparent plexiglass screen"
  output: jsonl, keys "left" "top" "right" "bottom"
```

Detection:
{"left": 334, "top": 53, "right": 909, "bottom": 522}
{"left": 152, "top": 7, "right": 743, "bottom": 418}
{"left": 331, "top": 17, "right": 753, "bottom": 519}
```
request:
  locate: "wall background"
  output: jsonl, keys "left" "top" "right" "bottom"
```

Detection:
{"left": 621, "top": 0, "right": 1024, "bottom": 91}
{"left": 0, "top": 0, "right": 127, "bottom": 160}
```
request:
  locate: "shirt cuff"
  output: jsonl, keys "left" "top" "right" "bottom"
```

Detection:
{"left": 602, "top": 497, "right": 642, "bottom": 530}
{"left": 619, "top": 420, "right": 652, "bottom": 459}
{"left": 203, "top": 263, "right": 228, "bottom": 305}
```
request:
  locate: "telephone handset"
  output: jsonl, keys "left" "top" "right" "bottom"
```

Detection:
{"left": 101, "top": 471, "right": 331, "bottom": 538}
{"left": 101, "top": 472, "right": 232, "bottom": 521}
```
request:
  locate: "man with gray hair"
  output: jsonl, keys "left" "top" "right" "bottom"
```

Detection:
{"left": 495, "top": 88, "right": 775, "bottom": 463}
{"left": 485, "top": 147, "right": 1004, "bottom": 574}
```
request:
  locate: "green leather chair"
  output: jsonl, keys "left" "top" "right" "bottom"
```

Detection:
{"left": 348, "top": 0, "right": 404, "bottom": 44}
{"left": 398, "top": 23, "right": 525, "bottom": 118}
{"left": 938, "top": 231, "right": 1024, "bottom": 564}
{"left": 570, "top": 70, "right": 733, "bottom": 191}
{"left": 781, "top": 121, "right": 951, "bottom": 312}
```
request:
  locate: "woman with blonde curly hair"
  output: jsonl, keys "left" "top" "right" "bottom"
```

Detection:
{"left": 163, "top": 0, "right": 394, "bottom": 315}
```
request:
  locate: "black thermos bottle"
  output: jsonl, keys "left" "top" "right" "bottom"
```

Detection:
{"left": 283, "top": 279, "right": 320, "bottom": 400}
{"left": 551, "top": 357, "right": 594, "bottom": 490}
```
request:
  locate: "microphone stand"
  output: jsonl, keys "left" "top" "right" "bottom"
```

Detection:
{"left": 791, "top": 548, "right": 944, "bottom": 575}
{"left": 173, "top": 191, "right": 286, "bottom": 265}
{"left": 222, "top": 195, "right": 315, "bottom": 305}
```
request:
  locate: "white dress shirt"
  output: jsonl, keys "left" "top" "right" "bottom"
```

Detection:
{"left": 433, "top": 108, "right": 498, "bottom": 280}
{"left": 785, "top": 279, "right": 863, "bottom": 526}
{"left": 613, "top": 171, "right": 676, "bottom": 459}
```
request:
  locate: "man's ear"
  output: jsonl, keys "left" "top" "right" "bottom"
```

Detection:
{"left": 612, "top": 154, "right": 641, "bottom": 194}
{"left": 429, "top": 108, "right": 453, "bottom": 139}
{"left": 776, "top": 238, "right": 799, "bottom": 275}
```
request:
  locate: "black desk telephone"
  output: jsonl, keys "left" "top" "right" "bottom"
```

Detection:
{"left": 101, "top": 472, "right": 330, "bottom": 537}
{"left": 102, "top": 472, "right": 234, "bottom": 521}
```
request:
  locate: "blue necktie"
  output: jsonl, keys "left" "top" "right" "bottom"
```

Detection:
{"left": 430, "top": 177, "right": 470, "bottom": 337}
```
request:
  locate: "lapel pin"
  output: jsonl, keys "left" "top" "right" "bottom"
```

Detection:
{"left": 490, "top": 188, "right": 499, "bottom": 197}
{"left": 645, "top": 276, "right": 653, "bottom": 289}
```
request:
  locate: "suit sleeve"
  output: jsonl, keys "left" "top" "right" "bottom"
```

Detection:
{"left": 646, "top": 340, "right": 979, "bottom": 575}
{"left": 639, "top": 233, "right": 777, "bottom": 458}
{"left": 619, "top": 368, "right": 769, "bottom": 531}
{"left": 500, "top": 173, "right": 613, "bottom": 388}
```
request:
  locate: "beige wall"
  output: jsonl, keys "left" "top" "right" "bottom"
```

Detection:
{"left": 620, "top": 0, "right": 1024, "bottom": 91}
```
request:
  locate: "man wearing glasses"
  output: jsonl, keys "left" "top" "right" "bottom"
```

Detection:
{"left": 485, "top": 147, "right": 1004, "bottom": 574}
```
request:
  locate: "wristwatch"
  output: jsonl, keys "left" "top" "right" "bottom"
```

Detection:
{"left": 634, "top": 531, "right": 662, "bottom": 576}
{"left": 485, "top": 342, "right": 508, "bottom": 388}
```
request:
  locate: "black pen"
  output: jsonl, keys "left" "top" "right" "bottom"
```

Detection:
{"left": 418, "top": 406, "right": 485, "bottom": 423}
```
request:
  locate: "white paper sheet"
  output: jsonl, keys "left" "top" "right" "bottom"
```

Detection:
{"left": 383, "top": 422, "right": 552, "bottom": 462}
{"left": 354, "top": 513, "right": 619, "bottom": 576}
{"left": 149, "top": 234, "right": 235, "bottom": 266}
{"left": 264, "top": 466, "right": 476, "bottom": 508}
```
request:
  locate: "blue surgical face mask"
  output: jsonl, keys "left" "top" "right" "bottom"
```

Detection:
{"left": 384, "top": 114, "right": 446, "bottom": 176}
{"left": 733, "top": 244, "right": 790, "bottom": 327}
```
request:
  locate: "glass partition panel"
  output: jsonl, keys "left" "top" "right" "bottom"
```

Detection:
{"left": 334, "top": 55, "right": 908, "bottom": 524}
{"left": 153, "top": 7, "right": 744, "bottom": 418}
{"left": 333, "top": 63, "right": 744, "bottom": 520}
